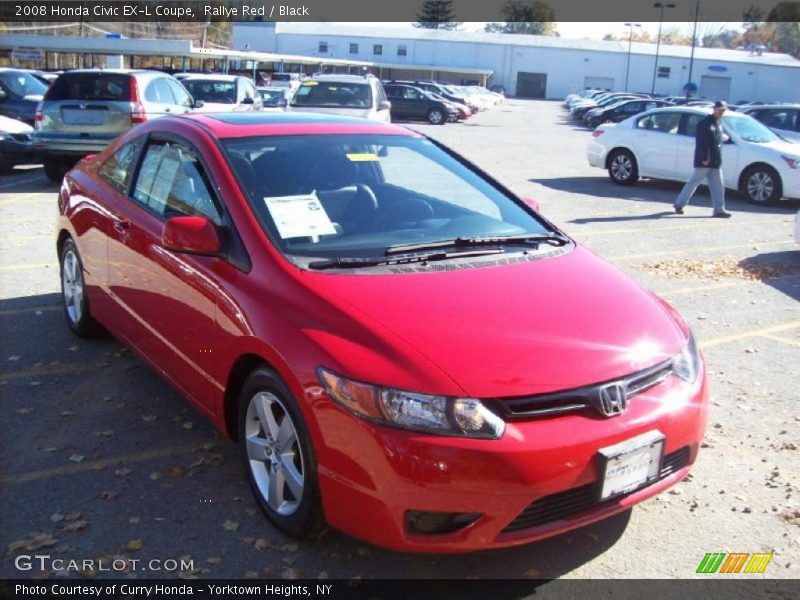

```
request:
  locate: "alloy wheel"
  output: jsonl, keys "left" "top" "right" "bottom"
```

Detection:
{"left": 61, "top": 249, "right": 84, "bottom": 325}
{"left": 244, "top": 391, "right": 305, "bottom": 516}
{"left": 611, "top": 154, "right": 633, "bottom": 181}
{"left": 747, "top": 171, "right": 774, "bottom": 203}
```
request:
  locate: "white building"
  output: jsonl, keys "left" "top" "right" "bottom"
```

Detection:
{"left": 233, "top": 22, "right": 800, "bottom": 103}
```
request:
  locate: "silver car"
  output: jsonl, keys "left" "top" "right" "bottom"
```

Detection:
{"left": 740, "top": 104, "right": 800, "bottom": 144}
{"left": 34, "top": 69, "right": 199, "bottom": 181}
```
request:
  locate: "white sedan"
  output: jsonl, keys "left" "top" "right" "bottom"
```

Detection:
{"left": 587, "top": 106, "right": 800, "bottom": 204}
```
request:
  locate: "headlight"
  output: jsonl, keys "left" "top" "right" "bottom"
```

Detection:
{"left": 672, "top": 333, "right": 700, "bottom": 382}
{"left": 318, "top": 368, "right": 505, "bottom": 439}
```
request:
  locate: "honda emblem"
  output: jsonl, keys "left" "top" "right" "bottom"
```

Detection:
{"left": 596, "top": 383, "right": 628, "bottom": 417}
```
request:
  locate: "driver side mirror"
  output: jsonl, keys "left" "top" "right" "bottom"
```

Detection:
{"left": 242, "top": 97, "right": 255, "bottom": 105}
{"left": 193, "top": 99, "right": 205, "bottom": 109}
{"left": 162, "top": 216, "right": 221, "bottom": 256}
{"left": 379, "top": 100, "right": 391, "bottom": 111}
{"left": 277, "top": 98, "right": 287, "bottom": 108}
{"left": 522, "top": 197, "right": 541, "bottom": 212}
{"left": 722, "top": 133, "right": 733, "bottom": 144}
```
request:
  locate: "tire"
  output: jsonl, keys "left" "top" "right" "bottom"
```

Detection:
{"left": 427, "top": 108, "right": 445, "bottom": 125}
{"left": 742, "top": 165, "right": 782, "bottom": 204}
{"left": 59, "top": 238, "right": 104, "bottom": 337}
{"left": 44, "top": 158, "right": 68, "bottom": 183}
{"left": 238, "top": 367, "right": 325, "bottom": 538}
{"left": 608, "top": 149, "right": 639, "bottom": 186}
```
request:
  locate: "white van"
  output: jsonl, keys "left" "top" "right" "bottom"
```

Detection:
{"left": 286, "top": 74, "right": 391, "bottom": 123}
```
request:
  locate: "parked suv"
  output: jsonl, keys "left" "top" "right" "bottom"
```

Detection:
{"left": 286, "top": 74, "right": 391, "bottom": 122}
{"left": 0, "top": 68, "right": 49, "bottom": 125}
{"left": 181, "top": 75, "right": 262, "bottom": 113}
{"left": 383, "top": 84, "right": 457, "bottom": 124}
{"left": 34, "top": 69, "right": 198, "bottom": 181}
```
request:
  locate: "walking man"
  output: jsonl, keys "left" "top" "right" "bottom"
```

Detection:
{"left": 674, "top": 100, "right": 732, "bottom": 218}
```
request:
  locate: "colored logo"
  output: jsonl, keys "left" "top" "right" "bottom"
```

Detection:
{"left": 696, "top": 552, "right": 773, "bottom": 574}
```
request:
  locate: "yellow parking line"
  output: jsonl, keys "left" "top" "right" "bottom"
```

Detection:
{"left": 575, "top": 219, "right": 762, "bottom": 238}
{"left": 0, "top": 263, "right": 56, "bottom": 271}
{"left": 0, "top": 305, "right": 61, "bottom": 316}
{"left": 0, "top": 364, "right": 98, "bottom": 381}
{"left": 700, "top": 320, "right": 800, "bottom": 349}
{"left": 760, "top": 334, "right": 800, "bottom": 348}
{"left": 0, "top": 444, "right": 202, "bottom": 485}
{"left": 608, "top": 240, "right": 794, "bottom": 262}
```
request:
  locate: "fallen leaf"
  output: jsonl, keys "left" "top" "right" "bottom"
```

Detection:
{"left": 7, "top": 355, "right": 21, "bottom": 361}
{"left": 129, "top": 517, "right": 140, "bottom": 524}
{"left": 100, "top": 491, "right": 119, "bottom": 501}
{"left": 7, "top": 532, "right": 59, "bottom": 552}
{"left": 222, "top": 520, "right": 239, "bottom": 532}
{"left": 206, "top": 557, "right": 223, "bottom": 565}
{"left": 282, "top": 556, "right": 296, "bottom": 566}
{"left": 69, "top": 455, "right": 84, "bottom": 464}
{"left": 282, "top": 568, "right": 302, "bottom": 579}
{"left": 60, "top": 411, "right": 76, "bottom": 417}
{"left": 114, "top": 468, "right": 132, "bottom": 477}
{"left": 62, "top": 520, "right": 88, "bottom": 532}
{"left": 179, "top": 570, "right": 200, "bottom": 580}
{"left": 183, "top": 421, "right": 194, "bottom": 430}
{"left": 245, "top": 508, "right": 257, "bottom": 517}
{"left": 284, "top": 543, "right": 299, "bottom": 553}
{"left": 97, "top": 430, "right": 114, "bottom": 437}
{"left": 524, "top": 567, "right": 541, "bottom": 578}
{"left": 64, "top": 513, "right": 81, "bottom": 521}
{"left": 50, "top": 513, "right": 64, "bottom": 523}
{"left": 149, "top": 472, "right": 161, "bottom": 481}
{"left": 15, "top": 408, "right": 31, "bottom": 415}
{"left": 244, "top": 571, "right": 259, "bottom": 579}
{"left": 142, "top": 415, "right": 157, "bottom": 422}
{"left": 318, "top": 571, "right": 329, "bottom": 579}
{"left": 168, "top": 467, "right": 184, "bottom": 479}
{"left": 254, "top": 538, "right": 271, "bottom": 550}
{"left": 126, "top": 539, "right": 144, "bottom": 551}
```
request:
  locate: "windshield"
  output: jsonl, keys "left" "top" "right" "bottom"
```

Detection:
{"left": 223, "top": 134, "right": 552, "bottom": 264}
{"left": 0, "top": 71, "right": 49, "bottom": 97}
{"left": 183, "top": 80, "right": 236, "bottom": 104}
{"left": 291, "top": 81, "right": 372, "bottom": 108}
{"left": 723, "top": 114, "right": 781, "bottom": 143}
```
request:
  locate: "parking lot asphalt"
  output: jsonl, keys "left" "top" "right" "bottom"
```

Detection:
{"left": 1, "top": 100, "right": 798, "bottom": 581}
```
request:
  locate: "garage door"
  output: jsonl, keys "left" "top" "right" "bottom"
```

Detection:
{"left": 516, "top": 72, "right": 547, "bottom": 98}
{"left": 584, "top": 76, "right": 614, "bottom": 90}
{"left": 699, "top": 76, "right": 731, "bottom": 102}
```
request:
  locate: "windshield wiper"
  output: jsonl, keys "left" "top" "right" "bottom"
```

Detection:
{"left": 307, "top": 247, "right": 505, "bottom": 270}
{"left": 385, "top": 232, "right": 570, "bottom": 255}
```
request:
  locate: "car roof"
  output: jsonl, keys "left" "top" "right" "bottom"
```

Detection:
{"left": 741, "top": 103, "right": 800, "bottom": 110}
{"left": 308, "top": 74, "right": 374, "bottom": 83}
{"left": 182, "top": 74, "right": 241, "bottom": 82}
{"left": 175, "top": 112, "right": 420, "bottom": 139}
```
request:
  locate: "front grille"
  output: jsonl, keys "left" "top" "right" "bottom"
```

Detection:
{"left": 492, "top": 358, "right": 674, "bottom": 419}
{"left": 501, "top": 446, "right": 691, "bottom": 533}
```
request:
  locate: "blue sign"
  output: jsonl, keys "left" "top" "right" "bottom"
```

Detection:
{"left": 708, "top": 65, "right": 728, "bottom": 72}
{"left": 683, "top": 82, "right": 698, "bottom": 92}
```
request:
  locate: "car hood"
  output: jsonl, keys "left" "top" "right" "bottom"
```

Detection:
{"left": 0, "top": 115, "right": 33, "bottom": 133}
{"left": 740, "top": 137, "right": 800, "bottom": 156}
{"left": 302, "top": 246, "right": 685, "bottom": 398}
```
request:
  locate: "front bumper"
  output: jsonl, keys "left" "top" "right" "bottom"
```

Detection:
{"left": 313, "top": 368, "right": 708, "bottom": 552}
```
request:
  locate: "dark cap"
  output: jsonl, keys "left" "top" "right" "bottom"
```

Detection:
{"left": 714, "top": 100, "right": 728, "bottom": 109}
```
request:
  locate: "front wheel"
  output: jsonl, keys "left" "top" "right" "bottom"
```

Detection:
{"left": 60, "top": 239, "right": 104, "bottom": 337}
{"left": 239, "top": 368, "right": 325, "bottom": 538}
{"left": 427, "top": 108, "right": 445, "bottom": 125}
{"left": 608, "top": 149, "right": 639, "bottom": 186}
{"left": 742, "top": 166, "right": 782, "bottom": 204}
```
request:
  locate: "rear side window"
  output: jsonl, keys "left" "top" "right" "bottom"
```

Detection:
{"left": 46, "top": 73, "right": 131, "bottom": 101}
{"left": 0, "top": 71, "right": 48, "bottom": 97}
{"left": 167, "top": 79, "right": 193, "bottom": 108}
{"left": 637, "top": 112, "right": 681, "bottom": 134}
{"left": 132, "top": 142, "right": 222, "bottom": 224}
{"left": 98, "top": 137, "right": 144, "bottom": 194}
{"left": 144, "top": 78, "right": 175, "bottom": 104}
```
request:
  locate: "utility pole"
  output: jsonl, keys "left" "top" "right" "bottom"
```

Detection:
{"left": 651, "top": 3, "right": 676, "bottom": 95}
{"left": 686, "top": 1, "right": 700, "bottom": 100}
{"left": 624, "top": 22, "right": 642, "bottom": 92}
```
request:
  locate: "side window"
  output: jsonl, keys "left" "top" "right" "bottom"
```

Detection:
{"left": 145, "top": 79, "right": 175, "bottom": 104}
{"left": 637, "top": 112, "right": 680, "bottom": 134}
{"left": 167, "top": 79, "right": 193, "bottom": 108}
{"left": 375, "top": 83, "right": 387, "bottom": 105}
{"left": 132, "top": 142, "right": 222, "bottom": 224}
{"left": 681, "top": 114, "right": 704, "bottom": 137}
{"left": 98, "top": 138, "right": 143, "bottom": 194}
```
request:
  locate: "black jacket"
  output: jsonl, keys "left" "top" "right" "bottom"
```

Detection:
{"left": 693, "top": 114, "right": 723, "bottom": 168}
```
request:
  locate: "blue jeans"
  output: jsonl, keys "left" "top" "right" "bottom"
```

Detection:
{"left": 675, "top": 167, "right": 726, "bottom": 212}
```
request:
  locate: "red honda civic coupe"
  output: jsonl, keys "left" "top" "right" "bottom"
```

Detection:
{"left": 57, "top": 113, "right": 708, "bottom": 552}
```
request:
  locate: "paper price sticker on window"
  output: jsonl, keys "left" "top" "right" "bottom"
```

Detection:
{"left": 265, "top": 193, "right": 337, "bottom": 239}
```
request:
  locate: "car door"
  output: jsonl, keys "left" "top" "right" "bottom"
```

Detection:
{"left": 676, "top": 113, "right": 706, "bottom": 180}
{"left": 630, "top": 111, "right": 681, "bottom": 178}
{"left": 166, "top": 78, "right": 194, "bottom": 115}
{"left": 404, "top": 88, "right": 427, "bottom": 119}
{"left": 385, "top": 86, "right": 410, "bottom": 119}
{"left": 143, "top": 77, "right": 181, "bottom": 120}
{"left": 105, "top": 135, "right": 228, "bottom": 410}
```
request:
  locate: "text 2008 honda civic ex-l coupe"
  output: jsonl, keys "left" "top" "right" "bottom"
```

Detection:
{"left": 57, "top": 112, "right": 707, "bottom": 552}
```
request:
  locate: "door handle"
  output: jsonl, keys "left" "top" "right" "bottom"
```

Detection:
{"left": 113, "top": 219, "right": 130, "bottom": 235}
{"left": 165, "top": 107, "right": 171, "bottom": 113}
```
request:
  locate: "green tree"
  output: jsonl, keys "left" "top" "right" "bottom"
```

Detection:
{"left": 415, "top": 0, "right": 461, "bottom": 30}
{"left": 484, "top": 1, "right": 558, "bottom": 36}
{"left": 767, "top": 3, "right": 800, "bottom": 58}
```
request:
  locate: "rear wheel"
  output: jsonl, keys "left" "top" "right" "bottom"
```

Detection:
{"left": 43, "top": 158, "right": 69, "bottom": 183}
{"left": 608, "top": 149, "right": 639, "bottom": 186}
{"left": 427, "top": 108, "right": 445, "bottom": 125}
{"left": 238, "top": 368, "right": 325, "bottom": 538}
{"left": 742, "top": 165, "right": 782, "bottom": 204}
{"left": 60, "top": 239, "right": 103, "bottom": 337}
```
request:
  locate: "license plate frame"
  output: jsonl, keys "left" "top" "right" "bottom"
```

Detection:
{"left": 598, "top": 430, "right": 665, "bottom": 501}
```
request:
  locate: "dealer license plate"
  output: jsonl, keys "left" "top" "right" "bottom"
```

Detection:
{"left": 598, "top": 430, "right": 664, "bottom": 500}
